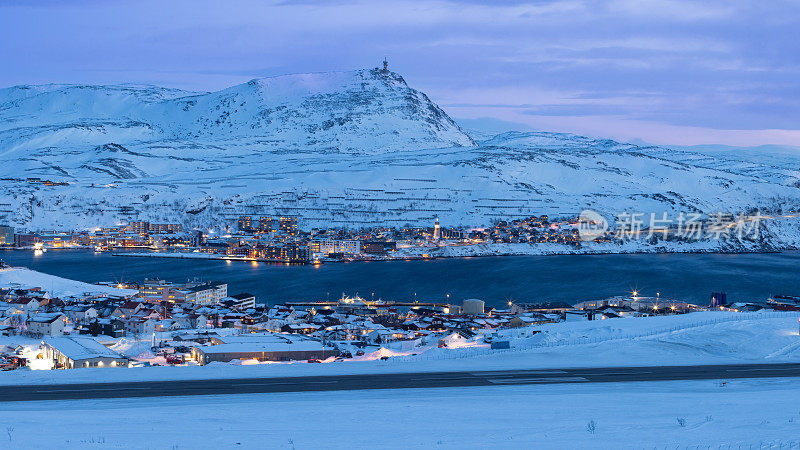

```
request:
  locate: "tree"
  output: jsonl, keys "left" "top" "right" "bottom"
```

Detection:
{"left": 88, "top": 320, "right": 101, "bottom": 337}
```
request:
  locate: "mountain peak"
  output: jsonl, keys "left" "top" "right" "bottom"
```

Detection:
{"left": 0, "top": 67, "right": 474, "bottom": 154}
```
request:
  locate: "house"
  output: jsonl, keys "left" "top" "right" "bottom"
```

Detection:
{"left": 130, "top": 308, "right": 162, "bottom": 321}
{"left": 154, "top": 319, "right": 177, "bottom": 332}
{"left": 505, "top": 316, "right": 532, "bottom": 328}
{"left": 122, "top": 317, "right": 155, "bottom": 336}
{"left": 114, "top": 301, "right": 146, "bottom": 318}
{"left": 63, "top": 304, "right": 98, "bottom": 324}
{"left": 564, "top": 310, "right": 593, "bottom": 322}
{"left": 0, "top": 304, "right": 24, "bottom": 318}
{"left": 595, "top": 306, "right": 636, "bottom": 319}
{"left": 26, "top": 313, "right": 66, "bottom": 336}
{"left": 259, "top": 318, "right": 286, "bottom": 332}
{"left": 80, "top": 318, "right": 125, "bottom": 338}
{"left": 366, "top": 329, "right": 411, "bottom": 344}
{"left": 98, "top": 318, "right": 125, "bottom": 338}
{"left": 172, "top": 313, "right": 207, "bottom": 330}
{"left": 42, "top": 337, "right": 129, "bottom": 369}
{"left": 8, "top": 297, "right": 40, "bottom": 316}
{"left": 281, "top": 323, "right": 321, "bottom": 334}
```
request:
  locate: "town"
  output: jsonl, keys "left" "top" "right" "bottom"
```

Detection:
{"left": 1, "top": 260, "right": 795, "bottom": 372}
{"left": 3, "top": 210, "right": 723, "bottom": 265}
{"left": 1, "top": 1, "right": 796, "bottom": 446}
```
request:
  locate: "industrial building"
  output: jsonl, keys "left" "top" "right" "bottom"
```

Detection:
{"left": 191, "top": 333, "right": 337, "bottom": 364}
{"left": 42, "top": 336, "right": 129, "bottom": 369}
{"left": 462, "top": 299, "right": 485, "bottom": 315}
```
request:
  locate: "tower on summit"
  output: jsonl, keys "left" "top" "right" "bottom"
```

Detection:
{"left": 382, "top": 58, "right": 389, "bottom": 73}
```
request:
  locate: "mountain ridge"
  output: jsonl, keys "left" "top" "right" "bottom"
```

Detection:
{"left": 0, "top": 68, "right": 475, "bottom": 155}
{"left": 0, "top": 68, "right": 798, "bottom": 244}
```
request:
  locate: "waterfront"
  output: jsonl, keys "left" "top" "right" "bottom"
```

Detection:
{"left": 1, "top": 249, "right": 799, "bottom": 307}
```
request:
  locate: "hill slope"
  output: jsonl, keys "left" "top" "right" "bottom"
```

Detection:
{"left": 0, "top": 68, "right": 799, "bottom": 248}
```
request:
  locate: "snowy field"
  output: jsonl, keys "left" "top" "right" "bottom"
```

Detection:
{"left": 0, "top": 267, "right": 137, "bottom": 298}
{"left": 3, "top": 378, "right": 800, "bottom": 449}
{"left": 4, "top": 311, "right": 800, "bottom": 448}
{"left": 2, "top": 311, "right": 799, "bottom": 386}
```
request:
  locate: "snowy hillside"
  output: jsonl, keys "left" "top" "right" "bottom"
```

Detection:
{"left": 1, "top": 67, "right": 800, "bottom": 244}
{"left": 0, "top": 68, "right": 472, "bottom": 157}
{"left": 0, "top": 267, "right": 137, "bottom": 298}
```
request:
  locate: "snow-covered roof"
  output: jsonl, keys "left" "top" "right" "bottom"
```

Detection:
{"left": 28, "top": 312, "right": 64, "bottom": 323}
{"left": 63, "top": 304, "right": 96, "bottom": 312}
{"left": 285, "top": 323, "right": 320, "bottom": 330}
{"left": 43, "top": 337, "right": 125, "bottom": 360}
{"left": 200, "top": 333, "right": 331, "bottom": 354}
{"left": 0, "top": 267, "right": 138, "bottom": 298}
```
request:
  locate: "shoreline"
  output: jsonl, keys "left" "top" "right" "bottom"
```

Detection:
{"left": 109, "top": 243, "right": 791, "bottom": 265}
{"left": 112, "top": 252, "right": 311, "bottom": 265}
{"left": 3, "top": 245, "right": 796, "bottom": 308}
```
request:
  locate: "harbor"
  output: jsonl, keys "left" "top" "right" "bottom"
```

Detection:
{"left": 2, "top": 248, "right": 800, "bottom": 307}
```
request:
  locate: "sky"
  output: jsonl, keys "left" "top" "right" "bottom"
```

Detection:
{"left": 1, "top": 0, "right": 798, "bottom": 147}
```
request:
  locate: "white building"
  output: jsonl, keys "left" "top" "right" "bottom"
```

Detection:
{"left": 180, "top": 281, "right": 228, "bottom": 305}
{"left": 564, "top": 310, "right": 591, "bottom": 322}
{"left": 62, "top": 304, "right": 98, "bottom": 324}
{"left": 7, "top": 297, "right": 41, "bottom": 316}
{"left": 42, "top": 337, "right": 129, "bottom": 369}
{"left": 462, "top": 299, "right": 485, "bottom": 315}
{"left": 26, "top": 312, "right": 65, "bottom": 336}
{"left": 122, "top": 317, "right": 155, "bottom": 336}
{"left": 313, "top": 239, "right": 362, "bottom": 256}
{"left": 222, "top": 293, "right": 256, "bottom": 310}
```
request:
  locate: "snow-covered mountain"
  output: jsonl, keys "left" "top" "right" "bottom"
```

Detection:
{"left": 0, "top": 68, "right": 473, "bottom": 158}
{"left": 1, "top": 67, "right": 799, "bottom": 243}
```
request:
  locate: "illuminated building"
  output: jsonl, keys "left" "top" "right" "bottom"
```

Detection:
{"left": 0, "top": 225, "right": 13, "bottom": 246}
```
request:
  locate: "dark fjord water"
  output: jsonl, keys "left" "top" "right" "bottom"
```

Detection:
{"left": 1, "top": 249, "right": 798, "bottom": 307}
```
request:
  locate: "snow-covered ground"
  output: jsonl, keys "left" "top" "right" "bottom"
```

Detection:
{"left": 396, "top": 230, "right": 800, "bottom": 258}
{"left": 3, "top": 311, "right": 799, "bottom": 386}
{"left": 0, "top": 266, "right": 137, "bottom": 298}
{"left": 5, "top": 311, "right": 800, "bottom": 448}
{"left": 4, "top": 378, "right": 800, "bottom": 448}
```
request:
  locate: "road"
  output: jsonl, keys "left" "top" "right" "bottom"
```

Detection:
{"left": 3, "top": 362, "right": 800, "bottom": 402}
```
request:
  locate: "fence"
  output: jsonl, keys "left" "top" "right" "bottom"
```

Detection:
{"left": 387, "top": 311, "right": 795, "bottom": 363}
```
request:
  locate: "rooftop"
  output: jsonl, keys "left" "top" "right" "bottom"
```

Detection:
{"left": 28, "top": 312, "right": 63, "bottom": 323}
{"left": 43, "top": 337, "right": 125, "bottom": 360}
{"left": 198, "top": 333, "right": 331, "bottom": 354}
